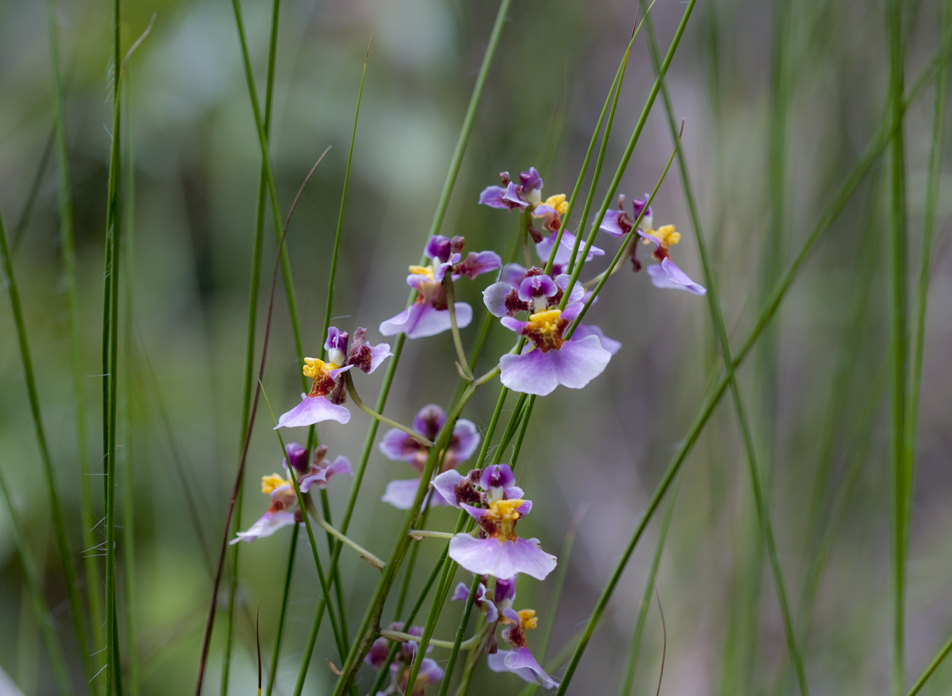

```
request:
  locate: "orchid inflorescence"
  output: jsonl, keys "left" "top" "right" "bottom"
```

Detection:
{"left": 236, "top": 165, "right": 704, "bottom": 692}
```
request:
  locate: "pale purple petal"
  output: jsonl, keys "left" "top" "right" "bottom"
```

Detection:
{"left": 517, "top": 500, "right": 533, "bottom": 516}
{"left": 517, "top": 275, "right": 558, "bottom": 304}
{"left": 559, "top": 301, "right": 583, "bottom": 325}
{"left": 598, "top": 209, "right": 629, "bottom": 238}
{"left": 499, "top": 336, "right": 611, "bottom": 396}
{"left": 502, "top": 182, "right": 529, "bottom": 208}
{"left": 647, "top": 258, "right": 707, "bottom": 295}
{"left": 433, "top": 255, "right": 460, "bottom": 283}
{"left": 459, "top": 502, "right": 490, "bottom": 523}
{"left": 495, "top": 577, "right": 516, "bottom": 604}
{"left": 500, "top": 317, "right": 528, "bottom": 335}
{"left": 480, "top": 464, "right": 517, "bottom": 491}
{"left": 379, "top": 303, "right": 472, "bottom": 339}
{"left": 636, "top": 229, "right": 663, "bottom": 248}
{"left": 379, "top": 428, "right": 416, "bottom": 462}
{"left": 300, "top": 455, "right": 353, "bottom": 492}
{"left": 432, "top": 469, "right": 465, "bottom": 508}
{"left": 419, "top": 658, "right": 444, "bottom": 686}
{"left": 413, "top": 404, "right": 447, "bottom": 441}
{"left": 483, "top": 282, "right": 516, "bottom": 318}
{"left": 328, "top": 364, "right": 354, "bottom": 380}
{"left": 449, "top": 419, "right": 480, "bottom": 462}
{"left": 453, "top": 250, "right": 502, "bottom": 280}
{"left": 536, "top": 231, "right": 604, "bottom": 268}
{"left": 365, "top": 637, "right": 391, "bottom": 668}
{"left": 424, "top": 235, "right": 452, "bottom": 261}
{"left": 500, "top": 263, "right": 527, "bottom": 288}
{"left": 366, "top": 342, "right": 393, "bottom": 373}
{"left": 448, "top": 536, "right": 557, "bottom": 581}
{"left": 381, "top": 479, "right": 425, "bottom": 510}
{"left": 554, "top": 274, "right": 585, "bottom": 306}
{"left": 284, "top": 442, "right": 308, "bottom": 474}
{"left": 275, "top": 394, "right": 350, "bottom": 428}
{"left": 487, "top": 648, "right": 559, "bottom": 689}
{"left": 324, "top": 327, "right": 349, "bottom": 365}
{"left": 479, "top": 185, "right": 514, "bottom": 209}
{"left": 231, "top": 510, "right": 297, "bottom": 544}
{"left": 520, "top": 167, "right": 543, "bottom": 197}
{"left": 451, "top": 582, "right": 473, "bottom": 602}
{"left": 570, "top": 324, "right": 622, "bottom": 355}
{"left": 632, "top": 194, "right": 653, "bottom": 231}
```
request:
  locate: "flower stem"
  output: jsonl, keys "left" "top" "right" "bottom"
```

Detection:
{"left": 379, "top": 630, "right": 483, "bottom": 652}
{"left": 311, "top": 507, "right": 385, "bottom": 569}
{"left": 408, "top": 529, "right": 456, "bottom": 540}
{"left": 443, "top": 277, "right": 474, "bottom": 380}
{"left": 346, "top": 375, "right": 433, "bottom": 448}
{"left": 264, "top": 531, "right": 298, "bottom": 696}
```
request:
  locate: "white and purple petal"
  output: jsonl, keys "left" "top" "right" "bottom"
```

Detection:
{"left": 230, "top": 510, "right": 297, "bottom": 544}
{"left": 483, "top": 282, "right": 516, "bottom": 318}
{"left": 453, "top": 250, "right": 502, "bottom": 280}
{"left": 479, "top": 185, "right": 518, "bottom": 210}
{"left": 570, "top": 324, "right": 622, "bottom": 355}
{"left": 498, "top": 335, "right": 611, "bottom": 396}
{"left": 299, "top": 455, "right": 354, "bottom": 493}
{"left": 449, "top": 419, "right": 480, "bottom": 462}
{"left": 448, "top": 536, "right": 557, "bottom": 581}
{"left": 500, "top": 263, "right": 528, "bottom": 289}
{"left": 431, "top": 469, "right": 465, "bottom": 508}
{"left": 381, "top": 479, "right": 425, "bottom": 510}
{"left": 647, "top": 258, "right": 707, "bottom": 295}
{"left": 275, "top": 394, "right": 350, "bottom": 428}
{"left": 598, "top": 208, "right": 630, "bottom": 238}
{"left": 324, "top": 327, "right": 349, "bottom": 365}
{"left": 500, "top": 316, "right": 528, "bottom": 335}
{"left": 379, "top": 428, "right": 417, "bottom": 463}
{"left": 379, "top": 303, "right": 473, "bottom": 339}
{"left": 487, "top": 647, "right": 559, "bottom": 688}
{"left": 554, "top": 274, "right": 585, "bottom": 306}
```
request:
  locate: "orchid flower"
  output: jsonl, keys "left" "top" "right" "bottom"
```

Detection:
{"left": 599, "top": 194, "right": 706, "bottom": 295}
{"left": 379, "top": 404, "right": 480, "bottom": 510}
{"left": 432, "top": 465, "right": 556, "bottom": 581}
{"left": 379, "top": 235, "right": 501, "bottom": 339}
{"left": 275, "top": 327, "right": 391, "bottom": 429}
{"left": 365, "top": 623, "right": 444, "bottom": 696}
{"left": 487, "top": 608, "right": 559, "bottom": 688}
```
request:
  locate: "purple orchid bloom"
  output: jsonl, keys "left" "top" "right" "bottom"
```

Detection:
{"left": 285, "top": 443, "right": 354, "bottom": 493}
{"left": 534, "top": 230, "right": 605, "bottom": 273}
{"left": 275, "top": 327, "right": 391, "bottom": 429}
{"left": 379, "top": 404, "right": 481, "bottom": 510}
{"left": 479, "top": 169, "right": 544, "bottom": 211}
{"left": 232, "top": 444, "right": 354, "bottom": 544}
{"left": 451, "top": 581, "right": 500, "bottom": 623}
{"left": 598, "top": 193, "right": 653, "bottom": 238}
{"left": 432, "top": 465, "right": 556, "bottom": 581}
{"left": 637, "top": 226, "right": 707, "bottom": 296}
{"left": 486, "top": 607, "right": 559, "bottom": 688}
{"left": 379, "top": 236, "right": 501, "bottom": 339}
{"left": 230, "top": 474, "right": 299, "bottom": 544}
{"left": 365, "top": 623, "right": 444, "bottom": 696}
{"left": 482, "top": 270, "right": 615, "bottom": 396}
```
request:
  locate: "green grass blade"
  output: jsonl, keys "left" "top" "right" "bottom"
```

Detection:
{"left": 222, "top": 0, "right": 285, "bottom": 689}
{"left": 638, "top": 6, "right": 809, "bottom": 693}
{"left": 265, "top": 532, "right": 298, "bottom": 696}
{"left": 618, "top": 476, "right": 681, "bottom": 696}
{"left": 0, "top": 202, "right": 94, "bottom": 686}
{"left": 44, "top": 0, "right": 102, "bottom": 672}
{"left": 887, "top": 0, "right": 910, "bottom": 691}
{"left": 906, "top": 634, "right": 952, "bottom": 696}
{"left": 0, "top": 466, "right": 76, "bottom": 696}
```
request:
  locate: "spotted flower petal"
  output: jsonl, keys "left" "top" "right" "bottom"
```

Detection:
{"left": 454, "top": 251, "right": 502, "bottom": 280}
{"left": 598, "top": 208, "right": 630, "bottom": 238}
{"left": 275, "top": 394, "right": 350, "bottom": 428}
{"left": 487, "top": 647, "right": 559, "bottom": 689}
{"left": 299, "top": 455, "right": 354, "bottom": 493}
{"left": 451, "top": 581, "right": 500, "bottom": 623}
{"left": 448, "top": 536, "right": 557, "bottom": 581}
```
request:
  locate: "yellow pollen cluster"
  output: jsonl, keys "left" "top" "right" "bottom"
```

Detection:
{"left": 261, "top": 473, "right": 291, "bottom": 495}
{"left": 527, "top": 309, "right": 563, "bottom": 336}
{"left": 487, "top": 498, "right": 524, "bottom": 524}
{"left": 517, "top": 609, "right": 538, "bottom": 631}
{"left": 302, "top": 357, "right": 338, "bottom": 381}
{"left": 541, "top": 194, "right": 568, "bottom": 216}
{"left": 408, "top": 265, "right": 436, "bottom": 281}
{"left": 643, "top": 224, "right": 680, "bottom": 249}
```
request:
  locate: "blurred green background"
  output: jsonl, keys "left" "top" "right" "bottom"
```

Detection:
{"left": 1, "top": 0, "right": 950, "bottom": 693}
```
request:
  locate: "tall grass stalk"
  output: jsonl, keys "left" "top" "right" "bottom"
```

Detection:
{"left": 551, "top": 38, "right": 939, "bottom": 692}
{"left": 265, "top": 531, "right": 298, "bottom": 696}
{"left": 0, "top": 202, "right": 94, "bottom": 684}
{"left": 121, "top": 82, "right": 140, "bottom": 696}
{"left": 44, "top": 0, "right": 102, "bottom": 672}
{"left": 0, "top": 465, "right": 76, "bottom": 696}
{"left": 618, "top": 477, "right": 680, "bottom": 696}
{"left": 886, "top": 0, "right": 910, "bottom": 691}
{"left": 221, "top": 0, "right": 284, "bottom": 686}
{"left": 638, "top": 6, "right": 809, "bottom": 693}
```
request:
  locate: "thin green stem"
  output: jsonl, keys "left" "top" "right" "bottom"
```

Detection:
{"left": 0, "top": 465, "right": 76, "bottom": 696}
{"left": 222, "top": 0, "right": 283, "bottom": 685}
{"left": 0, "top": 199, "right": 93, "bottom": 685}
{"left": 260, "top": 387, "right": 348, "bottom": 661}
{"left": 310, "top": 508, "right": 385, "bottom": 568}
{"left": 44, "top": 0, "right": 101, "bottom": 675}
{"left": 444, "top": 277, "right": 474, "bottom": 380}
{"left": 435, "top": 575, "right": 482, "bottom": 696}
{"left": 552, "top": 37, "right": 941, "bottom": 692}
{"left": 346, "top": 376, "right": 434, "bottom": 447}
{"left": 639, "top": 6, "right": 809, "bottom": 694}
{"left": 265, "top": 531, "right": 298, "bottom": 696}
{"left": 887, "top": 0, "right": 909, "bottom": 691}
{"left": 559, "top": 0, "right": 698, "bottom": 310}
{"left": 906, "top": 633, "right": 952, "bottom": 696}
{"left": 619, "top": 476, "right": 681, "bottom": 696}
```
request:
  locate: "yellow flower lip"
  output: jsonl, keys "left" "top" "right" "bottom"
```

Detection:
{"left": 261, "top": 473, "right": 291, "bottom": 495}
{"left": 517, "top": 609, "right": 538, "bottom": 631}
{"left": 643, "top": 224, "right": 680, "bottom": 249}
{"left": 527, "top": 309, "right": 562, "bottom": 329}
{"left": 408, "top": 265, "right": 436, "bottom": 281}
{"left": 535, "top": 193, "right": 569, "bottom": 217}
{"left": 302, "top": 357, "right": 339, "bottom": 381}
